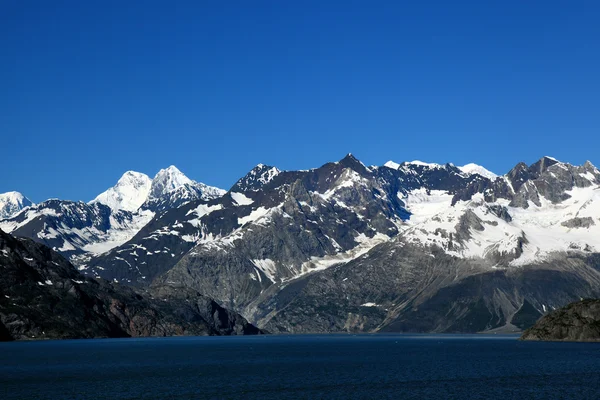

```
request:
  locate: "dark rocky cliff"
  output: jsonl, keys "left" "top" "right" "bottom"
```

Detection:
{"left": 520, "top": 299, "right": 600, "bottom": 342}
{"left": 0, "top": 229, "right": 262, "bottom": 341}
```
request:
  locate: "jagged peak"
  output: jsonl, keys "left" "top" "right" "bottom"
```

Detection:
{"left": 230, "top": 163, "right": 281, "bottom": 192}
{"left": 528, "top": 156, "right": 560, "bottom": 177}
{"left": 0, "top": 191, "right": 34, "bottom": 220}
{"left": 542, "top": 156, "right": 560, "bottom": 163}
{"left": 251, "top": 163, "right": 279, "bottom": 172}
{"left": 338, "top": 153, "right": 362, "bottom": 165}
{"left": 163, "top": 165, "right": 183, "bottom": 173}
{"left": 508, "top": 161, "right": 528, "bottom": 174}
{"left": 149, "top": 165, "right": 193, "bottom": 200}
{"left": 338, "top": 153, "right": 370, "bottom": 175}
{"left": 583, "top": 160, "right": 599, "bottom": 172}
{"left": 152, "top": 165, "right": 192, "bottom": 184}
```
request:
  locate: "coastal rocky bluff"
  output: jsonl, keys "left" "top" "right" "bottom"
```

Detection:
{"left": 521, "top": 299, "right": 600, "bottom": 342}
{"left": 2, "top": 155, "right": 600, "bottom": 334}
{"left": 0, "top": 229, "right": 262, "bottom": 341}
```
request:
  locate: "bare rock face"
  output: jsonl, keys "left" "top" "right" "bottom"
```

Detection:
{"left": 561, "top": 217, "right": 595, "bottom": 229}
{"left": 6, "top": 155, "right": 600, "bottom": 336}
{"left": 0, "top": 229, "right": 262, "bottom": 341}
{"left": 520, "top": 299, "right": 600, "bottom": 342}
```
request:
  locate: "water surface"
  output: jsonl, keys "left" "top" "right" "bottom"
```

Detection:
{"left": 1, "top": 334, "right": 598, "bottom": 399}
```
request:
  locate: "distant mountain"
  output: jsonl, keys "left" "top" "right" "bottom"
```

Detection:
{"left": 458, "top": 163, "right": 498, "bottom": 180}
{"left": 0, "top": 192, "right": 33, "bottom": 220}
{"left": 90, "top": 171, "right": 152, "bottom": 212}
{"left": 0, "top": 199, "right": 153, "bottom": 260}
{"left": 5, "top": 154, "right": 600, "bottom": 335}
{"left": 92, "top": 166, "right": 225, "bottom": 213}
{"left": 0, "top": 166, "right": 225, "bottom": 264}
{"left": 0, "top": 228, "right": 262, "bottom": 341}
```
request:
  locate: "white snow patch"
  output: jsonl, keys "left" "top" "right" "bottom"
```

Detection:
{"left": 458, "top": 163, "right": 498, "bottom": 180}
{"left": 398, "top": 184, "right": 600, "bottom": 267}
{"left": 238, "top": 207, "right": 272, "bottom": 226}
{"left": 384, "top": 161, "right": 401, "bottom": 170}
{"left": 185, "top": 204, "right": 223, "bottom": 223}
{"left": 251, "top": 259, "right": 278, "bottom": 283}
{"left": 231, "top": 192, "right": 254, "bottom": 206}
{"left": 294, "top": 232, "right": 390, "bottom": 279}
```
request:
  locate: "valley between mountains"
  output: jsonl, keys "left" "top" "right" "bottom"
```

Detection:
{"left": 3, "top": 154, "right": 600, "bottom": 336}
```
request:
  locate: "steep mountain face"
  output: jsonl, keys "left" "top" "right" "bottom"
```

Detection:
{"left": 0, "top": 228, "right": 262, "bottom": 341}
{"left": 0, "top": 200, "right": 154, "bottom": 261}
{"left": 248, "top": 156, "right": 600, "bottom": 333}
{"left": 0, "top": 166, "right": 225, "bottom": 266}
{"left": 257, "top": 245, "right": 600, "bottom": 333}
{"left": 6, "top": 154, "right": 600, "bottom": 334}
{"left": 0, "top": 192, "right": 33, "bottom": 220}
{"left": 141, "top": 166, "right": 226, "bottom": 212}
{"left": 85, "top": 155, "right": 494, "bottom": 309}
{"left": 230, "top": 164, "right": 281, "bottom": 192}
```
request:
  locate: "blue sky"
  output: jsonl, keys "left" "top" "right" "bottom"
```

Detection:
{"left": 2, "top": 1, "right": 599, "bottom": 202}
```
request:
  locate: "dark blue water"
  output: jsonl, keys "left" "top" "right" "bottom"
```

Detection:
{"left": 1, "top": 334, "right": 599, "bottom": 399}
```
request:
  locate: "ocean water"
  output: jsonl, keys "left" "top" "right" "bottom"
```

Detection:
{"left": 1, "top": 334, "right": 599, "bottom": 399}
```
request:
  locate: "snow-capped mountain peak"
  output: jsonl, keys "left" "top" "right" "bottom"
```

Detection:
{"left": 384, "top": 161, "right": 401, "bottom": 170}
{"left": 458, "top": 163, "right": 498, "bottom": 180}
{"left": 148, "top": 165, "right": 193, "bottom": 201}
{"left": 230, "top": 164, "right": 281, "bottom": 192}
{"left": 0, "top": 191, "right": 33, "bottom": 220}
{"left": 90, "top": 171, "right": 152, "bottom": 212}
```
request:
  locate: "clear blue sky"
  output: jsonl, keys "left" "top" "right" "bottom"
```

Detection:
{"left": 2, "top": 1, "right": 599, "bottom": 202}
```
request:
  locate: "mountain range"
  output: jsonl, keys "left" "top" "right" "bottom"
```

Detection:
{"left": 2, "top": 154, "right": 600, "bottom": 334}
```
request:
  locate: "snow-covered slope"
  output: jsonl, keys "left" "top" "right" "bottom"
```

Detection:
{"left": 399, "top": 158, "right": 600, "bottom": 266}
{"left": 0, "top": 191, "right": 33, "bottom": 220}
{"left": 91, "top": 165, "right": 225, "bottom": 213}
{"left": 0, "top": 200, "right": 154, "bottom": 259}
{"left": 2, "top": 166, "right": 224, "bottom": 263}
{"left": 458, "top": 163, "right": 498, "bottom": 180}
{"left": 231, "top": 164, "right": 281, "bottom": 192}
{"left": 142, "top": 166, "right": 225, "bottom": 211}
{"left": 90, "top": 171, "right": 152, "bottom": 212}
{"left": 147, "top": 166, "right": 194, "bottom": 201}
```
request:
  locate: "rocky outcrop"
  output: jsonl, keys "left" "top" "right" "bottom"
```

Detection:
{"left": 0, "top": 229, "right": 262, "bottom": 341}
{"left": 561, "top": 217, "right": 595, "bottom": 229}
{"left": 520, "top": 299, "right": 600, "bottom": 342}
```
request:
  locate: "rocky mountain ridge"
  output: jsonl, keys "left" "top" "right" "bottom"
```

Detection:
{"left": 0, "top": 166, "right": 225, "bottom": 264}
{"left": 3, "top": 154, "right": 600, "bottom": 334}
{"left": 0, "top": 228, "right": 262, "bottom": 341}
